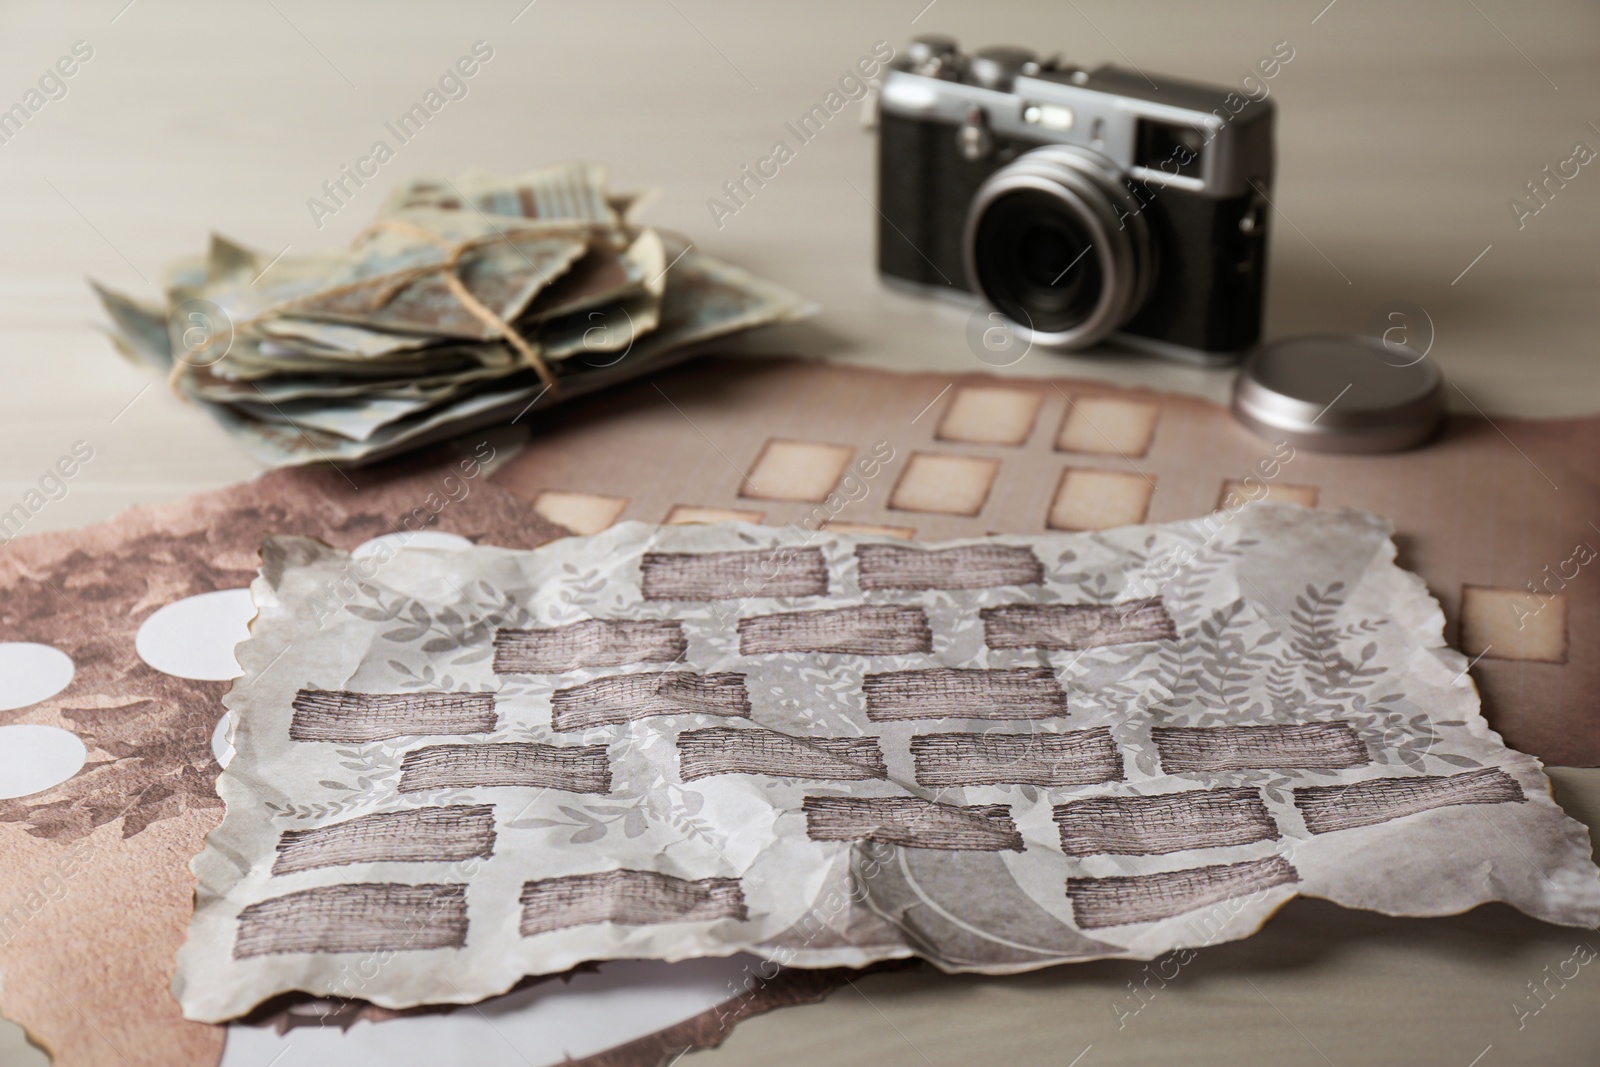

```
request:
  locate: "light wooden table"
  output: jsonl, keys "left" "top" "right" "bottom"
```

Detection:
{"left": 2, "top": 1, "right": 1597, "bottom": 1064}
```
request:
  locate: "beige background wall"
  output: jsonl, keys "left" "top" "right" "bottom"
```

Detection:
{"left": 3, "top": 0, "right": 1600, "bottom": 534}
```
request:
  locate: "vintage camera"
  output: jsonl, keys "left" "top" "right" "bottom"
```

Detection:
{"left": 876, "top": 36, "right": 1275, "bottom": 364}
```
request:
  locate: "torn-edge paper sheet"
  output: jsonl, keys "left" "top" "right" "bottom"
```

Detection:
{"left": 176, "top": 505, "right": 1600, "bottom": 1021}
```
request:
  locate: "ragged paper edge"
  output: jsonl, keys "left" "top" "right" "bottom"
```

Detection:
{"left": 174, "top": 505, "right": 1600, "bottom": 1020}
{"left": 1293, "top": 514, "right": 1600, "bottom": 918}
{"left": 1284, "top": 526, "right": 1600, "bottom": 928}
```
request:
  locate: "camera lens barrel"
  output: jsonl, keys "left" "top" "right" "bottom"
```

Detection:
{"left": 963, "top": 146, "right": 1156, "bottom": 350}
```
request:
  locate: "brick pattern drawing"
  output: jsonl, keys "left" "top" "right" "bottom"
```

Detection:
{"left": 398, "top": 742, "right": 612, "bottom": 794}
{"left": 272, "top": 805, "right": 498, "bottom": 875}
{"left": 981, "top": 599, "right": 1177, "bottom": 650}
{"left": 550, "top": 672, "right": 751, "bottom": 732}
{"left": 910, "top": 729, "right": 1122, "bottom": 787}
{"left": 677, "top": 728, "right": 888, "bottom": 782}
{"left": 738, "top": 605, "right": 933, "bottom": 656}
{"left": 189, "top": 510, "right": 1595, "bottom": 1027}
{"left": 233, "top": 883, "right": 469, "bottom": 958}
{"left": 640, "top": 548, "right": 830, "bottom": 600}
{"left": 1052, "top": 788, "right": 1278, "bottom": 856}
{"left": 863, "top": 667, "right": 1067, "bottom": 721}
{"left": 1066, "top": 856, "right": 1301, "bottom": 929}
{"left": 854, "top": 543, "right": 1045, "bottom": 591}
{"left": 519, "top": 870, "right": 748, "bottom": 937}
{"left": 289, "top": 690, "right": 498, "bottom": 743}
{"left": 801, "top": 796, "right": 1025, "bottom": 851}
{"left": 1153, "top": 723, "right": 1371, "bottom": 772}
{"left": 1295, "top": 768, "right": 1526, "bottom": 834}
{"left": 492, "top": 618, "right": 687, "bottom": 673}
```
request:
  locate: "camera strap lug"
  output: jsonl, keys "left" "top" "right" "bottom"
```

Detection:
{"left": 1239, "top": 183, "right": 1270, "bottom": 234}
{"left": 958, "top": 105, "right": 992, "bottom": 161}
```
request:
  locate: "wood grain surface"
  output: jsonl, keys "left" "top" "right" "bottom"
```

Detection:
{"left": 1, "top": 0, "right": 1598, "bottom": 1064}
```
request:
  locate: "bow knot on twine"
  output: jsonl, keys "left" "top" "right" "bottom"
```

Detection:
{"left": 171, "top": 217, "right": 585, "bottom": 397}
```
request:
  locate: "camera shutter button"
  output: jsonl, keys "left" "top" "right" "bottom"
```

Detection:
{"left": 970, "top": 46, "right": 1035, "bottom": 90}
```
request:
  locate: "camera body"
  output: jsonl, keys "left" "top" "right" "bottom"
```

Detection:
{"left": 877, "top": 37, "right": 1276, "bottom": 364}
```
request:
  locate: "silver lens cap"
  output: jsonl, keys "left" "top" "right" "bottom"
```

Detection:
{"left": 1231, "top": 334, "right": 1446, "bottom": 453}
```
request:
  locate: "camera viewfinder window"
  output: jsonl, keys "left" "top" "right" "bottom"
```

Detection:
{"left": 1134, "top": 119, "right": 1205, "bottom": 179}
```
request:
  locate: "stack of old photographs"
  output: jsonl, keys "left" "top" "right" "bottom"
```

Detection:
{"left": 93, "top": 163, "right": 808, "bottom": 467}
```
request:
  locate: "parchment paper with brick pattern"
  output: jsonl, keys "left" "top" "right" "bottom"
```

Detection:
{"left": 177, "top": 506, "right": 1600, "bottom": 1021}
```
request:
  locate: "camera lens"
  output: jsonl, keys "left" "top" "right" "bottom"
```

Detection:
{"left": 973, "top": 190, "right": 1104, "bottom": 334}
{"left": 964, "top": 146, "right": 1155, "bottom": 350}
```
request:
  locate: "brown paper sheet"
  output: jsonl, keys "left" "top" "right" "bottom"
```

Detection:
{"left": 0, "top": 452, "right": 567, "bottom": 1065}
{"left": 491, "top": 356, "right": 1600, "bottom": 765}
